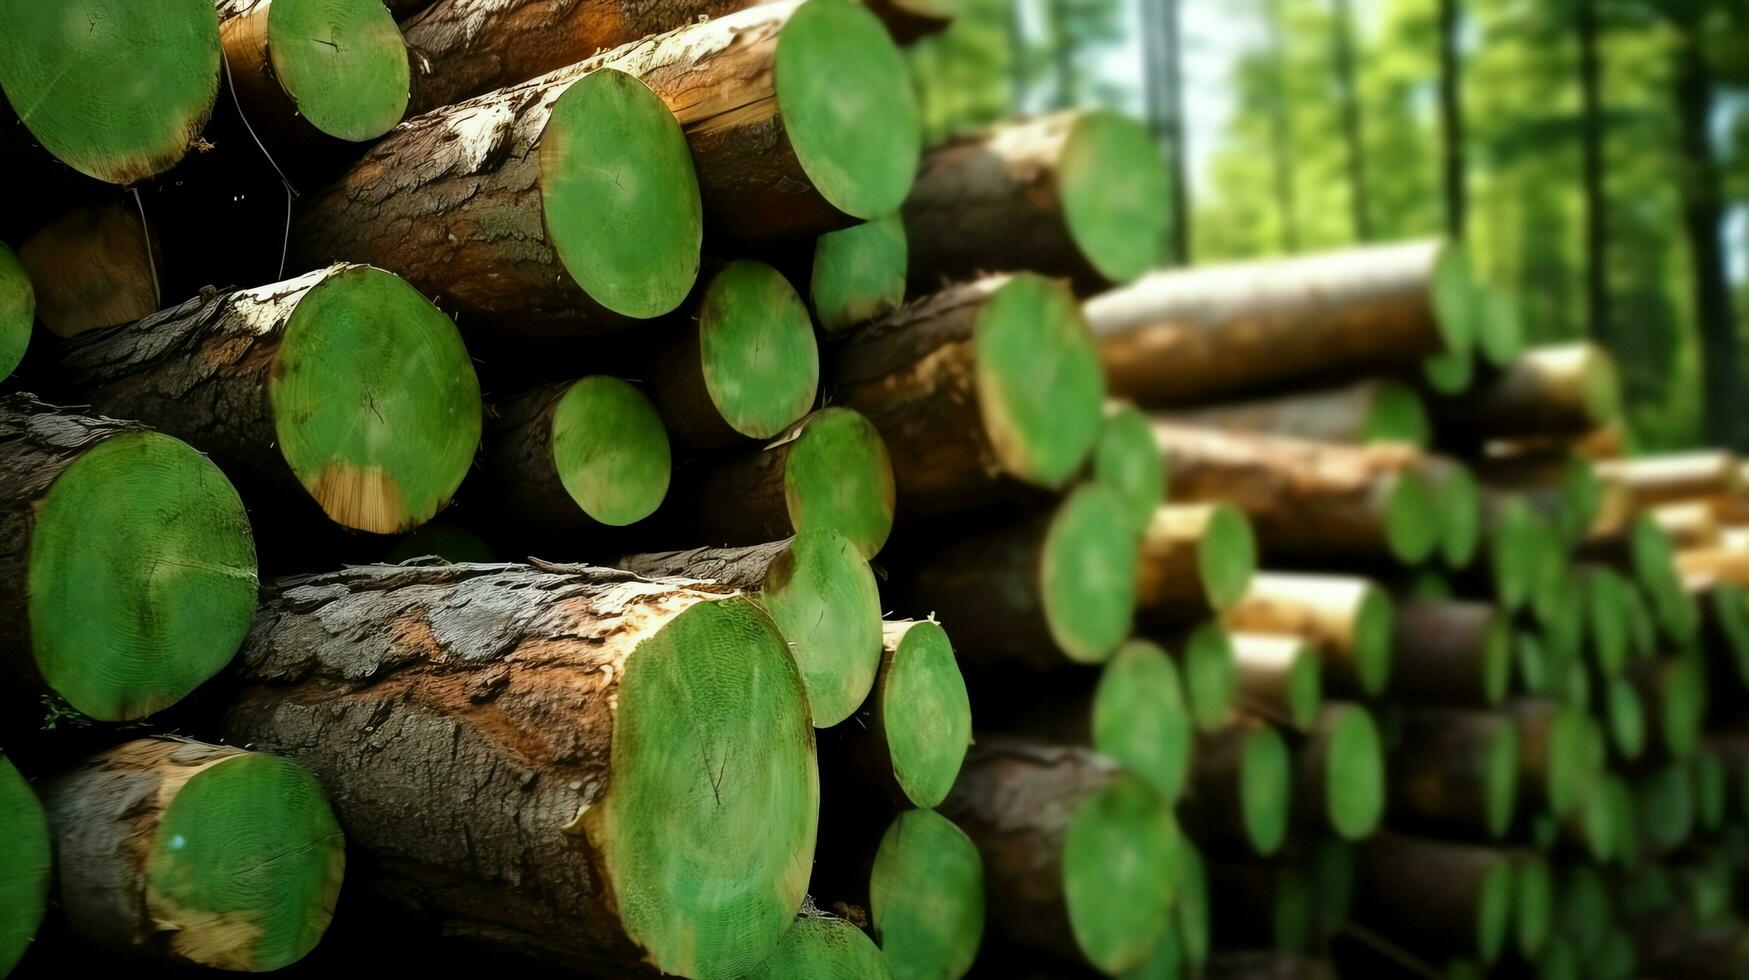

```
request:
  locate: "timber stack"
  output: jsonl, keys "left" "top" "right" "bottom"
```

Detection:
{"left": 0, "top": 1, "right": 1743, "bottom": 978}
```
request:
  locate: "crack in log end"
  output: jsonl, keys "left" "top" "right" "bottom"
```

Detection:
{"left": 303, "top": 461, "right": 412, "bottom": 535}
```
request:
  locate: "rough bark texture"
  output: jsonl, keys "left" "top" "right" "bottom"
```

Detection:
{"left": 1089, "top": 240, "right": 1452, "bottom": 406}
{"left": 1392, "top": 599, "right": 1502, "bottom": 706}
{"left": 1433, "top": 343, "right": 1619, "bottom": 441}
{"left": 18, "top": 198, "right": 160, "bottom": 338}
{"left": 677, "top": 414, "right": 807, "bottom": 547}
{"left": 617, "top": 539, "right": 790, "bottom": 589}
{"left": 1159, "top": 379, "right": 1418, "bottom": 446}
{"left": 1151, "top": 422, "right": 1423, "bottom": 560}
{"left": 889, "top": 509, "right": 1058, "bottom": 670}
{"left": 219, "top": 561, "right": 793, "bottom": 973}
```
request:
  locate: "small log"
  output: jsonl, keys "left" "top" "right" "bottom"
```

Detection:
{"left": 1352, "top": 834, "right": 1518, "bottom": 965}
{"left": 1135, "top": 502, "right": 1257, "bottom": 625}
{"left": 1289, "top": 703, "right": 1384, "bottom": 841}
{"left": 1386, "top": 707, "right": 1520, "bottom": 840}
{"left": 866, "top": 808, "right": 985, "bottom": 980}
{"left": 809, "top": 214, "right": 907, "bottom": 332}
{"left": 1222, "top": 572, "right": 1395, "bottom": 698}
{"left": 0, "top": 242, "right": 31, "bottom": 383}
{"left": 17, "top": 199, "right": 157, "bottom": 338}
{"left": 745, "top": 908, "right": 888, "bottom": 979}
{"left": 0, "top": 753, "right": 50, "bottom": 977}
{"left": 1430, "top": 342, "right": 1621, "bottom": 441}
{"left": 1598, "top": 452, "right": 1743, "bottom": 511}
{"left": 1179, "top": 713, "right": 1290, "bottom": 857}
{"left": 1094, "top": 401, "right": 1167, "bottom": 533}
{"left": 1232, "top": 632, "right": 1322, "bottom": 731}
{"left": 1160, "top": 378, "right": 1431, "bottom": 448}
{"left": 1391, "top": 599, "right": 1513, "bottom": 707}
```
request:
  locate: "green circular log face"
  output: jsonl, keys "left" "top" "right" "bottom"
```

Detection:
{"left": 1430, "top": 243, "right": 1477, "bottom": 356}
{"left": 270, "top": 266, "right": 481, "bottom": 534}
{"left": 0, "top": 756, "right": 50, "bottom": 978}
{"left": 28, "top": 432, "right": 257, "bottom": 722}
{"left": 774, "top": 0, "right": 921, "bottom": 220}
{"left": 1041, "top": 485, "right": 1138, "bottom": 664}
{"left": 1352, "top": 586, "right": 1396, "bottom": 697}
{"left": 552, "top": 376, "right": 672, "bottom": 526}
{"left": 1324, "top": 706, "right": 1382, "bottom": 840}
{"left": 1660, "top": 655, "right": 1705, "bottom": 760}
{"left": 1475, "top": 859, "right": 1514, "bottom": 964}
{"left": 974, "top": 275, "right": 1105, "bottom": 489}
{"left": 1544, "top": 707, "right": 1589, "bottom": 819}
{"left": 879, "top": 621, "right": 972, "bottom": 808}
{"left": 1197, "top": 504, "right": 1256, "bottom": 613}
{"left": 1422, "top": 347, "right": 1474, "bottom": 395}
{"left": 1437, "top": 465, "right": 1482, "bottom": 569}
{"left": 266, "top": 0, "right": 409, "bottom": 141}
{"left": 1284, "top": 643, "right": 1322, "bottom": 731}
{"left": 699, "top": 261, "right": 821, "bottom": 440}
{"left": 746, "top": 915, "right": 889, "bottom": 980}
{"left": 1630, "top": 515, "right": 1698, "bottom": 644}
{"left": 1481, "top": 609, "right": 1513, "bottom": 706}
{"left": 1121, "top": 924, "right": 1180, "bottom": 980}
{"left": 540, "top": 69, "right": 702, "bottom": 319}
{"left": 1062, "top": 774, "right": 1179, "bottom": 974}
{"left": 869, "top": 809, "right": 985, "bottom": 980}
{"left": 812, "top": 215, "right": 907, "bottom": 333}
{"left": 147, "top": 752, "right": 344, "bottom": 971}
{"left": 1183, "top": 623, "right": 1236, "bottom": 732}
{"left": 1636, "top": 764, "right": 1693, "bottom": 854}
{"left": 782, "top": 408, "right": 896, "bottom": 559}
{"left": 591, "top": 596, "right": 819, "bottom": 980}
{"left": 763, "top": 529, "right": 882, "bottom": 728}
{"left": 1484, "top": 724, "right": 1520, "bottom": 839}
{"left": 1585, "top": 568, "right": 1631, "bottom": 677}
{"left": 1476, "top": 289, "right": 1523, "bottom": 367}
{"left": 0, "top": 0, "right": 220, "bottom": 184}
{"left": 1384, "top": 468, "right": 1440, "bottom": 564}
{"left": 1488, "top": 498, "right": 1538, "bottom": 612}
{"left": 1514, "top": 856, "right": 1552, "bottom": 961}
{"left": 1240, "top": 724, "right": 1290, "bottom": 855}
{"left": 1059, "top": 112, "right": 1170, "bottom": 284}
{"left": 1094, "top": 404, "right": 1167, "bottom": 535}
{"left": 0, "top": 243, "right": 32, "bottom": 382}
{"left": 1093, "top": 641, "right": 1192, "bottom": 802}
{"left": 1364, "top": 381, "right": 1432, "bottom": 447}
{"left": 1604, "top": 676, "right": 1646, "bottom": 761}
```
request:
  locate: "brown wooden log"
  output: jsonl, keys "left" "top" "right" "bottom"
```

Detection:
{"left": 17, "top": 199, "right": 160, "bottom": 338}
{"left": 1135, "top": 502, "right": 1256, "bottom": 626}
{"left": 1680, "top": 542, "right": 1749, "bottom": 593}
{"left": 1352, "top": 834, "right": 1519, "bottom": 965}
{"left": 1231, "top": 632, "right": 1321, "bottom": 730}
{"left": 1390, "top": 599, "right": 1512, "bottom": 707}
{"left": 1159, "top": 378, "right": 1431, "bottom": 448}
{"left": 1089, "top": 240, "right": 1469, "bottom": 406}
{"left": 1653, "top": 501, "right": 1722, "bottom": 552}
{"left": 1177, "top": 713, "right": 1289, "bottom": 857}
{"left": 858, "top": 0, "right": 953, "bottom": 40}
{"left": 1223, "top": 572, "right": 1394, "bottom": 699}
{"left": 220, "top": 562, "right": 820, "bottom": 977}
{"left": 1598, "top": 452, "right": 1743, "bottom": 513}
{"left": 1430, "top": 342, "right": 1621, "bottom": 441}
{"left": 1386, "top": 707, "right": 1520, "bottom": 841}
{"left": 1203, "top": 952, "right": 1337, "bottom": 980}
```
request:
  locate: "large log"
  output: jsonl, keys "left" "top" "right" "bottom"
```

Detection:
{"left": 16, "top": 199, "right": 157, "bottom": 338}
{"left": 1289, "top": 703, "right": 1383, "bottom": 841}
{"left": 291, "top": 67, "right": 703, "bottom": 335}
{"left": 0, "top": 395, "right": 257, "bottom": 725}
{"left": 902, "top": 110, "right": 1168, "bottom": 291}
{"left": 619, "top": 532, "right": 883, "bottom": 729}
{"left": 1135, "top": 502, "right": 1257, "bottom": 626}
{"left": 867, "top": 808, "right": 985, "bottom": 980}
{"left": 0, "top": 242, "right": 31, "bottom": 383}
{"left": 1387, "top": 708, "right": 1520, "bottom": 840}
{"left": 1151, "top": 422, "right": 1442, "bottom": 565}
{"left": 1089, "top": 640, "right": 1194, "bottom": 802}
{"left": 1158, "top": 379, "right": 1431, "bottom": 449}
{"left": 39, "top": 738, "right": 343, "bottom": 972}
{"left": 1177, "top": 714, "right": 1290, "bottom": 857}
{"left": 61, "top": 265, "right": 482, "bottom": 535}
{"left": 0, "top": 753, "right": 50, "bottom": 977}
{"left": 1391, "top": 599, "right": 1512, "bottom": 707}
{"left": 405, "top": 0, "right": 920, "bottom": 241}
{"left": 1223, "top": 572, "right": 1395, "bottom": 698}
{"left": 1431, "top": 342, "right": 1621, "bottom": 442}
{"left": 940, "top": 740, "right": 1179, "bottom": 975}
{"left": 0, "top": 0, "right": 222, "bottom": 184}
{"left": 221, "top": 562, "right": 820, "bottom": 977}
{"left": 1352, "top": 834, "right": 1518, "bottom": 965}
{"left": 830, "top": 274, "right": 1105, "bottom": 515}
{"left": 1089, "top": 240, "right": 1473, "bottom": 406}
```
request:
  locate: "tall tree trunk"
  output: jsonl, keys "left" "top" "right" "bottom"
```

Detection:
{"left": 1578, "top": 0, "right": 1609, "bottom": 342}
{"left": 1142, "top": 0, "right": 1191, "bottom": 264}
{"left": 1266, "top": 0, "right": 1298, "bottom": 252}
{"left": 1438, "top": 0, "right": 1467, "bottom": 240}
{"left": 1332, "top": 0, "right": 1371, "bottom": 242}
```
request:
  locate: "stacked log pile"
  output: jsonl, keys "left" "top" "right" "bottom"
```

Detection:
{"left": 0, "top": 2, "right": 1742, "bottom": 979}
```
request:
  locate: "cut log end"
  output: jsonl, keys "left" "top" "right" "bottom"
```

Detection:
{"left": 878, "top": 620, "right": 971, "bottom": 807}
{"left": 1239, "top": 723, "right": 1291, "bottom": 856}
{"left": 1320, "top": 705, "right": 1384, "bottom": 840}
{"left": 1630, "top": 514, "right": 1700, "bottom": 644}
{"left": 976, "top": 275, "right": 1106, "bottom": 489}
{"left": 1430, "top": 242, "right": 1477, "bottom": 357}
{"left": 781, "top": 407, "right": 896, "bottom": 559}
{"left": 700, "top": 261, "right": 820, "bottom": 440}
{"left": 1474, "top": 858, "right": 1516, "bottom": 964}
{"left": 28, "top": 431, "right": 258, "bottom": 721}
{"left": 1436, "top": 463, "right": 1482, "bottom": 569}
{"left": 539, "top": 69, "right": 703, "bottom": 319}
{"left": 1094, "top": 402, "right": 1167, "bottom": 535}
{"left": 1384, "top": 467, "right": 1441, "bottom": 564}
{"left": 1484, "top": 723, "right": 1520, "bottom": 839}
{"left": 1513, "top": 854, "right": 1552, "bottom": 960}
{"left": 1185, "top": 623, "right": 1237, "bottom": 732}
{"left": 1198, "top": 503, "right": 1257, "bottom": 613}
{"left": 1233, "top": 633, "right": 1322, "bottom": 731}
{"left": 764, "top": 530, "right": 882, "bottom": 728}
{"left": 270, "top": 265, "right": 481, "bottom": 534}
{"left": 1605, "top": 675, "right": 1647, "bottom": 760}
{"left": 586, "top": 595, "right": 819, "bottom": 979}
{"left": 811, "top": 215, "right": 907, "bottom": 333}
{"left": 1093, "top": 640, "right": 1192, "bottom": 801}
{"left": 1042, "top": 484, "right": 1138, "bottom": 663}
{"left": 0, "top": 242, "right": 32, "bottom": 383}
{"left": 1058, "top": 111, "right": 1170, "bottom": 284}
{"left": 774, "top": 0, "right": 921, "bottom": 220}
{"left": 1474, "top": 287, "right": 1524, "bottom": 368}
{"left": 1352, "top": 584, "right": 1395, "bottom": 696}
{"left": 745, "top": 912, "right": 888, "bottom": 979}
{"left": 0, "top": 0, "right": 220, "bottom": 183}
{"left": 1422, "top": 345, "right": 1475, "bottom": 395}
{"left": 869, "top": 809, "right": 985, "bottom": 980}
{"left": 552, "top": 376, "right": 672, "bottom": 526}
{"left": 1364, "top": 380, "right": 1432, "bottom": 447}
{"left": 0, "top": 755, "right": 50, "bottom": 978}
{"left": 1062, "top": 773, "right": 1179, "bottom": 974}
{"left": 265, "top": 0, "right": 409, "bottom": 141}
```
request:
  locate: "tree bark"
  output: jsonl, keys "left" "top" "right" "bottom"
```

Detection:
{"left": 17, "top": 198, "right": 160, "bottom": 338}
{"left": 1088, "top": 240, "right": 1462, "bottom": 406}
{"left": 220, "top": 561, "right": 819, "bottom": 977}
{"left": 1430, "top": 342, "right": 1621, "bottom": 442}
{"left": 1159, "top": 379, "right": 1428, "bottom": 447}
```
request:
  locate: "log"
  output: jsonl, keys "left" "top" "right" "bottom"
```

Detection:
{"left": 1232, "top": 632, "right": 1322, "bottom": 731}
{"left": 0, "top": 242, "right": 31, "bottom": 382}
{"left": 1677, "top": 543, "right": 1749, "bottom": 594}
{"left": 1513, "top": 852, "right": 1553, "bottom": 960}
{"left": 404, "top": 0, "right": 921, "bottom": 241}
{"left": 830, "top": 274, "right": 1105, "bottom": 515}
{"left": 1386, "top": 708, "right": 1520, "bottom": 840}
{"left": 1484, "top": 493, "right": 1566, "bottom": 615}
{"left": 902, "top": 110, "right": 1168, "bottom": 291}
{"left": 1178, "top": 714, "right": 1290, "bottom": 857}
{"left": 1206, "top": 861, "right": 1315, "bottom": 954}
{"left": 1630, "top": 653, "right": 1706, "bottom": 761}
{"left": 39, "top": 738, "right": 343, "bottom": 971}
{"left": 0, "top": 395, "right": 257, "bottom": 724}
{"left": 1431, "top": 342, "right": 1621, "bottom": 442}
{"left": 1088, "top": 640, "right": 1194, "bottom": 802}
{"left": 1633, "top": 762, "right": 1694, "bottom": 855}
{"left": 1289, "top": 703, "right": 1383, "bottom": 841}
{"left": 221, "top": 562, "right": 820, "bottom": 977}
{"left": 1507, "top": 699, "right": 1593, "bottom": 819}
{"left": 1151, "top": 422, "right": 1442, "bottom": 565}
{"left": 1391, "top": 599, "right": 1512, "bottom": 707}
{"left": 1176, "top": 843, "right": 1211, "bottom": 971}
{"left": 1477, "top": 452, "right": 1621, "bottom": 547}
{"left": 1582, "top": 564, "right": 1637, "bottom": 677}
{"left": 806, "top": 214, "right": 908, "bottom": 333}
{"left": 867, "top": 808, "right": 985, "bottom": 980}
{"left": 621, "top": 532, "right": 883, "bottom": 729}
{"left": 1159, "top": 379, "right": 1431, "bottom": 449}
{"left": 1650, "top": 501, "right": 1722, "bottom": 551}
{"left": 820, "top": 619, "right": 971, "bottom": 805}
{"left": 216, "top": 0, "right": 410, "bottom": 150}
{"left": 16, "top": 199, "right": 156, "bottom": 338}
{"left": 745, "top": 908, "right": 888, "bottom": 979}
{"left": 0, "top": 0, "right": 222, "bottom": 184}
{"left": 652, "top": 260, "right": 819, "bottom": 449}
{"left": 678, "top": 406, "right": 895, "bottom": 559}
{"left": 1597, "top": 451, "right": 1743, "bottom": 511}
{"left": 1423, "top": 456, "right": 1483, "bottom": 569}
{"left": 1135, "top": 502, "right": 1256, "bottom": 626}
{"left": 1089, "top": 239, "right": 1474, "bottom": 406}
{"left": 1624, "top": 512, "right": 1701, "bottom": 645}
{"left": 940, "top": 740, "right": 1179, "bottom": 974}
{"left": 858, "top": 0, "right": 954, "bottom": 41}
{"left": 1603, "top": 674, "right": 1648, "bottom": 761}
{"left": 0, "top": 753, "right": 50, "bottom": 977}
{"left": 1352, "top": 834, "right": 1517, "bottom": 965}
{"left": 292, "top": 67, "right": 703, "bottom": 334}
{"left": 478, "top": 377, "right": 670, "bottom": 535}
{"left": 61, "top": 264, "right": 483, "bottom": 535}
{"left": 1224, "top": 572, "right": 1394, "bottom": 698}
{"left": 1179, "top": 622, "right": 1238, "bottom": 734}
{"left": 891, "top": 484, "right": 1137, "bottom": 667}
{"left": 1094, "top": 401, "right": 1167, "bottom": 533}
